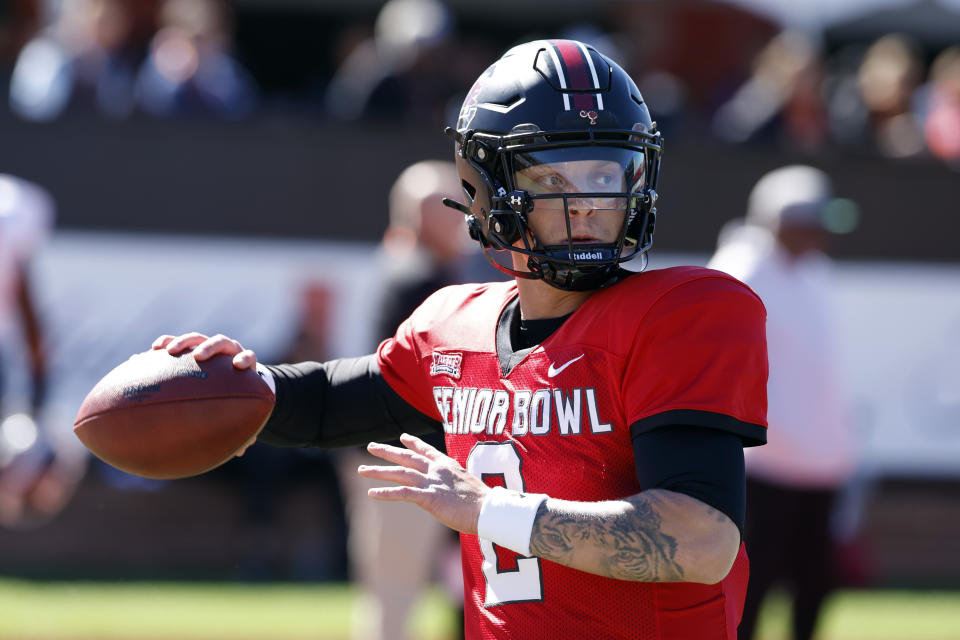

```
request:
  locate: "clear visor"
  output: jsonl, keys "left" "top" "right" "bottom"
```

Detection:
{"left": 511, "top": 146, "right": 646, "bottom": 211}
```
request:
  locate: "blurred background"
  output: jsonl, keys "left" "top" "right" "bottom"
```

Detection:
{"left": 0, "top": 0, "right": 958, "bottom": 638}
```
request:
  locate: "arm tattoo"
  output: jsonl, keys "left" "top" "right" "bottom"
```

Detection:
{"left": 528, "top": 492, "right": 685, "bottom": 582}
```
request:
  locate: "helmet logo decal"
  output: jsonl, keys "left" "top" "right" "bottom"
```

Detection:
{"left": 579, "top": 110, "right": 599, "bottom": 125}
{"left": 457, "top": 63, "right": 496, "bottom": 130}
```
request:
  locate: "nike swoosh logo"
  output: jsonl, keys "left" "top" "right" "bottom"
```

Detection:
{"left": 547, "top": 354, "right": 584, "bottom": 378}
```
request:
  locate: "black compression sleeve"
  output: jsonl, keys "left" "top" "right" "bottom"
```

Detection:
{"left": 257, "top": 354, "right": 442, "bottom": 449}
{"left": 631, "top": 425, "right": 746, "bottom": 535}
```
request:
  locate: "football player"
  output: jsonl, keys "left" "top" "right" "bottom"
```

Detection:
{"left": 156, "top": 39, "right": 768, "bottom": 640}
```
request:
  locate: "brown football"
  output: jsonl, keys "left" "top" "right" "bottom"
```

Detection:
{"left": 74, "top": 349, "right": 275, "bottom": 479}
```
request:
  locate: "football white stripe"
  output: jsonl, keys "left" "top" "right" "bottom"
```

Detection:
{"left": 544, "top": 42, "right": 570, "bottom": 111}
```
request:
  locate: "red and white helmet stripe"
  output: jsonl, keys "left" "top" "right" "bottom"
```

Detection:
{"left": 547, "top": 40, "right": 604, "bottom": 112}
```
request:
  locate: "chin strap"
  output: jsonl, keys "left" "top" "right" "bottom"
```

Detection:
{"left": 480, "top": 246, "right": 541, "bottom": 280}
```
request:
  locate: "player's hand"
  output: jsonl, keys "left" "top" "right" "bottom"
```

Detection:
{"left": 152, "top": 332, "right": 258, "bottom": 370}
{"left": 152, "top": 333, "right": 261, "bottom": 457}
{"left": 359, "top": 433, "right": 489, "bottom": 535}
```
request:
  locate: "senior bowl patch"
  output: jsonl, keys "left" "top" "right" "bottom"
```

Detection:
{"left": 430, "top": 352, "right": 463, "bottom": 379}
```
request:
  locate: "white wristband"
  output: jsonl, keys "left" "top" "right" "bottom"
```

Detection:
{"left": 255, "top": 362, "right": 276, "bottom": 395}
{"left": 476, "top": 486, "right": 548, "bottom": 557}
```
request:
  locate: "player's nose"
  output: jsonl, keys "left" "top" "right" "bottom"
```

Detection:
{"left": 567, "top": 196, "right": 595, "bottom": 216}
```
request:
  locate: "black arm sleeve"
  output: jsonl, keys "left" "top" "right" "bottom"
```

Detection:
{"left": 631, "top": 424, "right": 746, "bottom": 535}
{"left": 257, "top": 354, "right": 443, "bottom": 449}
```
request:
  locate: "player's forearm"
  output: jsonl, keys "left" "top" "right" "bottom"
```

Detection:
{"left": 259, "top": 355, "right": 442, "bottom": 448}
{"left": 528, "top": 489, "right": 740, "bottom": 584}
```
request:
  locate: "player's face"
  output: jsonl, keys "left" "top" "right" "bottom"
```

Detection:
{"left": 511, "top": 146, "right": 645, "bottom": 249}
{"left": 515, "top": 158, "right": 629, "bottom": 246}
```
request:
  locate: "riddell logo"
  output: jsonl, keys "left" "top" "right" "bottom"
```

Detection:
{"left": 430, "top": 352, "right": 463, "bottom": 379}
{"left": 573, "top": 250, "right": 603, "bottom": 261}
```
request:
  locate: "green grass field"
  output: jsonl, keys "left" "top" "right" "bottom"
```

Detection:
{"left": 0, "top": 580, "right": 957, "bottom": 639}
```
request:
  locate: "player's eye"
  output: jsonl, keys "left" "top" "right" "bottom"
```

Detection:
{"left": 538, "top": 173, "right": 566, "bottom": 190}
{"left": 590, "top": 173, "right": 619, "bottom": 189}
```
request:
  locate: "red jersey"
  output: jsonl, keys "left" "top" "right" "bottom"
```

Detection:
{"left": 377, "top": 266, "right": 768, "bottom": 640}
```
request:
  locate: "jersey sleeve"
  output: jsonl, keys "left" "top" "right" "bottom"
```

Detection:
{"left": 376, "top": 303, "right": 444, "bottom": 422}
{"left": 623, "top": 275, "right": 768, "bottom": 446}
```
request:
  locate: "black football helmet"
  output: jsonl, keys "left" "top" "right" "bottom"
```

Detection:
{"left": 444, "top": 39, "right": 662, "bottom": 291}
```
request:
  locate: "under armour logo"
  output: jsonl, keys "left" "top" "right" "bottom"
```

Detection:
{"left": 579, "top": 110, "right": 598, "bottom": 125}
{"left": 507, "top": 191, "right": 529, "bottom": 214}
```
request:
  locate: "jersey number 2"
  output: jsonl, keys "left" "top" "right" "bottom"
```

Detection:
{"left": 466, "top": 441, "right": 544, "bottom": 606}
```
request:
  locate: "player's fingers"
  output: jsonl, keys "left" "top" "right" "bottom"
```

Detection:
{"left": 356, "top": 464, "right": 424, "bottom": 487}
{"left": 234, "top": 434, "right": 258, "bottom": 457}
{"left": 151, "top": 335, "right": 175, "bottom": 350}
{"left": 166, "top": 332, "right": 210, "bottom": 354}
{"left": 232, "top": 349, "right": 258, "bottom": 370}
{"left": 366, "top": 485, "right": 427, "bottom": 503}
{"left": 400, "top": 432, "right": 444, "bottom": 460}
{"left": 366, "top": 441, "right": 430, "bottom": 473}
{"left": 192, "top": 334, "right": 244, "bottom": 361}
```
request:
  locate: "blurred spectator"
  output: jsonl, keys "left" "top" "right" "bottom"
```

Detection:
{"left": 827, "top": 34, "right": 925, "bottom": 158}
{"left": 858, "top": 34, "right": 925, "bottom": 158}
{"left": 373, "top": 160, "right": 475, "bottom": 328}
{"left": 135, "top": 0, "right": 257, "bottom": 120}
{"left": 324, "top": 0, "right": 464, "bottom": 125}
{"left": 712, "top": 31, "right": 829, "bottom": 151}
{"left": 921, "top": 46, "right": 960, "bottom": 166}
{"left": 708, "top": 166, "right": 858, "bottom": 640}
{"left": 9, "top": 0, "right": 140, "bottom": 121}
{"left": 337, "top": 160, "right": 468, "bottom": 640}
{"left": 0, "top": 174, "right": 85, "bottom": 529}
{"left": 0, "top": 174, "right": 52, "bottom": 431}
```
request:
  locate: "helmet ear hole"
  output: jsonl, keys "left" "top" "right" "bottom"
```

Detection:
{"left": 461, "top": 180, "right": 477, "bottom": 204}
